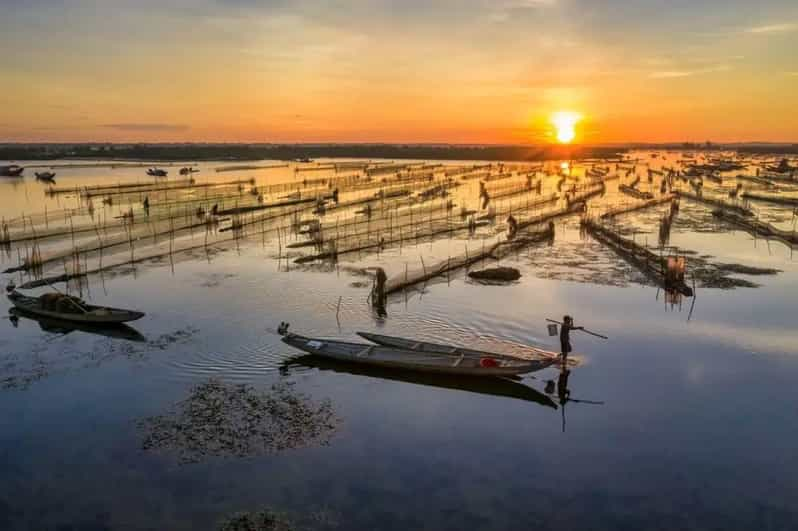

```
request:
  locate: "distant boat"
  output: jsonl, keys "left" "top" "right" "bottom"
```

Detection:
{"left": 0, "top": 165, "right": 24, "bottom": 177}
{"left": 35, "top": 171, "right": 56, "bottom": 182}
{"left": 147, "top": 168, "right": 168, "bottom": 177}
{"left": 296, "top": 158, "right": 313, "bottom": 163}
{"left": 179, "top": 166, "right": 199, "bottom": 175}
{"left": 766, "top": 159, "right": 795, "bottom": 174}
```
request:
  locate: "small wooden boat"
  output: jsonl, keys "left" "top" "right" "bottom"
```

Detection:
{"left": 0, "top": 165, "right": 24, "bottom": 177}
{"left": 35, "top": 171, "right": 56, "bottom": 182}
{"left": 7, "top": 291, "right": 145, "bottom": 324}
{"left": 146, "top": 168, "right": 168, "bottom": 177}
{"left": 179, "top": 166, "right": 199, "bottom": 175}
{"left": 281, "top": 330, "right": 552, "bottom": 376}
{"left": 358, "top": 331, "right": 557, "bottom": 367}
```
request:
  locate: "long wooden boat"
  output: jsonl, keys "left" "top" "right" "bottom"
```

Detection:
{"left": 7, "top": 291, "right": 145, "bottom": 324}
{"left": 281, "top": 332, "right": 550, "bottom": 377}
{"left": 358, "top": 331, "right": 557, "bottom": 369}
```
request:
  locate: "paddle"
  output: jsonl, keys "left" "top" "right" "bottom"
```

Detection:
{"left": 546, "top": 318, "right": 608, "bottom": 340}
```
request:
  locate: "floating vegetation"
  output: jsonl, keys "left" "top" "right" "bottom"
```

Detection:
{"left": 218, "top": 510, "right": 295, "bottom": 531}
{"left": 140, "top": 379, "right": 339, "bottom": 463}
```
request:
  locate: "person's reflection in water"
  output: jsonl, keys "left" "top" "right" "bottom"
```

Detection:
{"left": 546, "top": 366, "right": 571, "bottom": 432}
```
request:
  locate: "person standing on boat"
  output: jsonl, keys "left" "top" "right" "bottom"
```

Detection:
{"left": 560, "top": 315, "right": 583, "bottom": 362}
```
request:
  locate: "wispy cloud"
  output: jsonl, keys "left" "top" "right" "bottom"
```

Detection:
{"left": 649, "top": 71, "right": 692, "bottom": 79}
{"left": 489, "top": 0, "right": 557, "bottom": 22}
{"left": 649, "top": 64, "right": 730, "bottom": 79}
{"left": 745, "top": 23, "right": 797, "bottom": 34}
{"left": 101, "top": 123, "right": 189, "bottom": 132}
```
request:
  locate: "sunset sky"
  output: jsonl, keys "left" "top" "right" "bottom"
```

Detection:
{"left": 1, "top": 0, "right": 796, "bottom": 144}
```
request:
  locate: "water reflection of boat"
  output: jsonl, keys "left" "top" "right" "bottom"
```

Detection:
{"left": 9, "top": 308, "right": 146, "bottom": 342}
{"left": 284, "top": 355, "right": 557, "bottom": 409}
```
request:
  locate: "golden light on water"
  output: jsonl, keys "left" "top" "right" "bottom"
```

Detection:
{"left": 551, "top": 111, "right": 582, "bottom": 144}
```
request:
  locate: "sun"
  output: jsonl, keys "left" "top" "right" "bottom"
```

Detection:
{"left": 550, "top": 111, "right": 582, "bottom": 144}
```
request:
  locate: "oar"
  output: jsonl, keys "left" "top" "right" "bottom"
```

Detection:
{"left": 546, "top": 318, "right": 608, "bottom": 340}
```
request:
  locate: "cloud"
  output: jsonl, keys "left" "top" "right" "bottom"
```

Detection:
{"left": 649, "top": 64, "right": 730, "bottom": 79}
{"left": 100, "top": 123, "right": 189, "bottom": 132}
{"left": 745, "top": 23, "right": 797, "bottom": 34}
{"left": 489, "top": 0, "right": 557, "bottom": 22}
{"left": 649, "top": 71, "right": 693, "bottom": 79}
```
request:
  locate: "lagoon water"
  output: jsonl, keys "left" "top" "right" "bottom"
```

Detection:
{"left": 1, "top": 155, "right": 797, "bottom": 530}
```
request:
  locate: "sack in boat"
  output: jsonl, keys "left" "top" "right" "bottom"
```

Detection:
{"left": 40, "top": 293, "right": 61, "bottom": 311}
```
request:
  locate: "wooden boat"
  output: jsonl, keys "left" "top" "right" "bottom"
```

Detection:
{"left": 0, "top": 165, "right": 24, "bottom": 177}
{"left": 146, "top": 168, "right": 168, "bottom": 177}
{"left": 35, "top": 171, "right": 56, "bottom": 182}
{"left": 358, "top": 331, "right": 556, "bottom": 367}
{"left": 280, "top": 331, "right": 552, "bottom": 376}
{"left": 7, "top": 291, "right": 145, "bottom": 324}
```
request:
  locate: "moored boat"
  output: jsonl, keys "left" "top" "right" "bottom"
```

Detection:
{"left": 7, "top": 291, "right": 145, "bottom": 324}
{"left": 35, "top": 171, "right": 56, "bottom": 182}
{"left": 147, "top": 167, "right": 168, "bottom": 177}
{"left": 0, "top": 165, "right": 24, "bottom": 177}
{"left": 280, "top": 328, "right": 553, "bottom": 376}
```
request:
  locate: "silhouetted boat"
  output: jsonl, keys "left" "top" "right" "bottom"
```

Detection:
{"left": 0, "top": 165, "right": 24, "bottom": 177}
{"left": 281, "top": 330, "right": 550, "bottom": 376}
{"left": 146, "top": 168, "right": 168, "bottom": 177}
{"left": 9, "top": 308, "right": 146, "bottom": 342}
{"left": 7, "top": 291, "right": 145, "bottom": 324}
{"left": 179, "top": 166, "right": 199, "bottom": 175}
{"left": 35, "top": 171, "right": 56, "bottom": 182}
{"left": 766, "top": 159, "right": 795, "bottom": 174}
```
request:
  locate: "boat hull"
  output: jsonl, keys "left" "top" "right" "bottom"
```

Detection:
{"left": 7, "top": 292, "right": 145, "bottom": 324}
{"left": 281, "top": 333, "right": 543, "bottom": 376}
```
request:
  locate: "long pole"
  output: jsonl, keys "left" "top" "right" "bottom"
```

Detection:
{"left": 546, "top": 318, "right": 608, "bottom": 340}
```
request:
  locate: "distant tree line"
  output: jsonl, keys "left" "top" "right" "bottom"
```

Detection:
{"left": 0, "top": 143, "right": 627, "bottom": 162}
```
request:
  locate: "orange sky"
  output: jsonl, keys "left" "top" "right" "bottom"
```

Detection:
{"left": 1, "top": 0, "right": 797, "bottom": 144}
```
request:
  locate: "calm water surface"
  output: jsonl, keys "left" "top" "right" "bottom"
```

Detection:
{"left": 1, "top": 155, "right": 797, "bottom": 530}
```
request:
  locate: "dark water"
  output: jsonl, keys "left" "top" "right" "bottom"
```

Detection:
{"left": 1, "top": 155, "right": 798, "bottom": 530}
